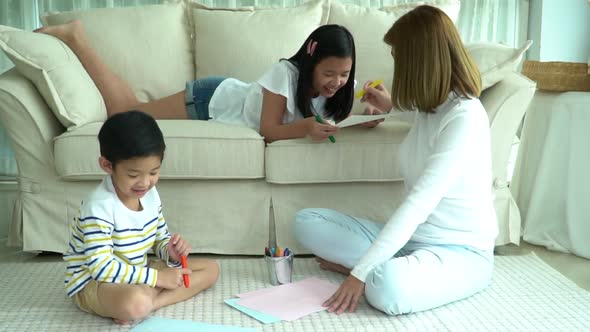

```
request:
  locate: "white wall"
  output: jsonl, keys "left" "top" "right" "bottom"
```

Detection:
{"left": 528, "top": 0, "right": 590, "bottom": 62}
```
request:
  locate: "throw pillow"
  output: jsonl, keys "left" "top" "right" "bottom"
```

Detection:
{"left": 190, "top": 0, "right": 330, "bottom": 82}
{"left": 467, "top": 40, "right": 533, "bottom": 90}
{"left": 0, "top": 27, "right": 106, "bottom": 129}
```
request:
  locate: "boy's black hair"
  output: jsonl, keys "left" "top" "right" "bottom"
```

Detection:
{"left": 98, "top": 110, "right": 166, "bottom": 166}
{"left": 287, "top": 24, "right": 356, "bottom": 123}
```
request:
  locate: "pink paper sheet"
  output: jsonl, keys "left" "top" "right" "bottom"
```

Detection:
{"left": 236, "top": 277, "right": 339, "bottom": 321}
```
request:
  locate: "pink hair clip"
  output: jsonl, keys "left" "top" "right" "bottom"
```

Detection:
{"left": 306, "top": 40, "right": 318, "bottom": 56}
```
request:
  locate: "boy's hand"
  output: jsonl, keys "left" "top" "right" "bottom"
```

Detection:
{"left": 168, "top": 233, "right": 192, "bottom": 263}
{"left": 156, "top": 267, "right": 192, "bottom": 289}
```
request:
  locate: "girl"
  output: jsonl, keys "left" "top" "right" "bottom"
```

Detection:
{"left": 294, "top": 5, "right": 498, "bottom": 316}
{"left": 36, "top": 23, "right": 356, "bottom": 143}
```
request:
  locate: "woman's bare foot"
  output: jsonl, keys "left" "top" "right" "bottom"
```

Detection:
{"left": 113, "top": 318, "right": 130, "bottom": 325}
{"left": 34, "top": 20, "right": 85, "bottom": 46}
{"left": 315, "top": 257, "right": 351, "bottom": 275}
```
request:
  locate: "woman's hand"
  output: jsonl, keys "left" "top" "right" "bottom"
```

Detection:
{"left": 361, "top": 80, "right": 393, "bottom": 113}
{"left": 323, "top": 275, "right": 365, "bottom": 314}
{"left": 360, "top": 105, "right": 385, "bottom": 128}
{"left": 305, "top": 117, "right": 339, "bottom": 141}
{"left": 168, "top": 233, "right": 191, "bottom": 263}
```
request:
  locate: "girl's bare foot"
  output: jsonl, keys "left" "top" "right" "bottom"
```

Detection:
{"left": 315, "top": 257, "right": 351, "bottom": 275}
{"left": 34, "top": 20, "right": 85, "bottom": 46}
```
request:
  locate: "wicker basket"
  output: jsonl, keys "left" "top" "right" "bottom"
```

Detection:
{"left": 522, "top": 60, "right": 590, "bottom": 92}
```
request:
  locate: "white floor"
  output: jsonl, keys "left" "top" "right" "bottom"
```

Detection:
{"left": 1, "top": 239, "right": 589, "bottom": 332}
{"left": 496, "top": 241, "right": 590, "bottom": 292}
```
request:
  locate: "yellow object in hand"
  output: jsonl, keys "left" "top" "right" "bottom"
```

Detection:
{"left": 355, "top": 79, "right": 383, "bottom": 98}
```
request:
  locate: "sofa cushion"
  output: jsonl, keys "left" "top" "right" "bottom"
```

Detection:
{"left": 467, "top": 40, "right": 533, "bottom": 90}
{"left": 54, "top": 120, "right": 265, "bottom": 180}
{"left": 41, "top": 2, "right": 193, "bottom": 103}
{"left": 265, "top": 121, "right": 412, "bottom": 184}
{"left": 190, "top": 0, "right": 329, "bottom": 82}
{"left": 0, "top": 28, "right": 106, "bottom": 129}
{"left": 327, "top": 0, "right": 461, "bottom": 114}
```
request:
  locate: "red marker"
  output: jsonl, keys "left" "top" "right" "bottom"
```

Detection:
{"left": 181, "top": 255, "right": 190, "bottom": 288}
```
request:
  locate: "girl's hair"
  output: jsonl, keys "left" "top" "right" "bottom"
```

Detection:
{"left": 287, "top": 24, "right": 356, "bottom": 122}
{"left": 384, "top": 5, "right": 481, "bottom": 113}
{"left": 98, "top": 110, "right": 166, "bottom": 166}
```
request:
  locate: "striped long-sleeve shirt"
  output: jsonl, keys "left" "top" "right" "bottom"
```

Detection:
{"left": 63, "top": 176, "right": 178, "bottom": 297}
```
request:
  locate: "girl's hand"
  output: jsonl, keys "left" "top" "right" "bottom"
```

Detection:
{"left": 323, "top": 275, "right": 365, "bottom": 314}
{"left": 168, "top": 233, "right": 191, "bottom": 263}
{"left": 360, "top": 105, "right": 385, "bottom": 128}
{"left": 156, "top": 267, "right": 192, "bottom": 289}
{"left": 305, "top": 117, "right": 339, "bottom": 141}
{"left": 361, "top": 80, "right": 393, "bottom": 112}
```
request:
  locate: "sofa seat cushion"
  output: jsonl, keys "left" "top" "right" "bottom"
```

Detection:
{"left": 265, "top": 121, "right": 411, "bottom": 184}
{"left": 54, "top": 120, "right": 265, "bottom": 180}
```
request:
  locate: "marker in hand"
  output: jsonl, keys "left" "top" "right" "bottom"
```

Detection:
{"left": 181, "top": 255, "right": 190, "bottom": 288}
{"left": 355, "top": 79, "right": 383, "bottom": 98}
{"left": 314, "top": 115, "right": 336, "bottom": 143}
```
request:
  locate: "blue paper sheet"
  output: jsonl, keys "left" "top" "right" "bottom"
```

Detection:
{"left": 224, "top": 298, "right": 281, "bottom": 324}
{"left": 130, "top": 317, "right": 259, "bottom": 331}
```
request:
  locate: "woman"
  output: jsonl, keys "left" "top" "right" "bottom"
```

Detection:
{"left": 294, "top": 5, "right": 497, "bottom": 315}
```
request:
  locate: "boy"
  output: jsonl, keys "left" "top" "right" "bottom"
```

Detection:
{"left": 63, "top": 110, "right": 219, "bottom": 323}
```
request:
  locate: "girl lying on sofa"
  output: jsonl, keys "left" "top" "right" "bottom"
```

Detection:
{"left": 36, "top": 23, "right": 359, "bottom": 143}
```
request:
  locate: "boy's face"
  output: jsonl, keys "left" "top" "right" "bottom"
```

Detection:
{"left": 99, "top": 155, "right": 162, "bottom": 208}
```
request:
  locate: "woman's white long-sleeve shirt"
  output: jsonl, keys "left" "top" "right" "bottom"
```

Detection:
{"left": 351, "top": 94, "right": 498, "bottom": 282}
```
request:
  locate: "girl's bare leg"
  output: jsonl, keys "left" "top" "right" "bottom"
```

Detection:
{"left": 35, "top": 20, "right": 187, "bottom": 119}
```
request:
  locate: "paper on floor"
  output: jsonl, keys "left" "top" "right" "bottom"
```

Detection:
{"left": 224, "top": 298, "right": 281, "bottom": 324}
{"left": 130, "top": 317, "right": 259, "bottom": 331}
{"left": 235, "top": 277, "right": 339, "bottom": 321}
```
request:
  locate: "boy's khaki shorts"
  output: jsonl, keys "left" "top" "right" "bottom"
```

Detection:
{"left": 73, "top": 260, "right": 167, "bottom": 317}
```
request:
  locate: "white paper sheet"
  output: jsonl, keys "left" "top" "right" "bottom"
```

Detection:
{"left": 336, "top": 112, "right": 407, "bottom": 128}
{"left": 235, "top": 277, "right": 339, "bottom": 321}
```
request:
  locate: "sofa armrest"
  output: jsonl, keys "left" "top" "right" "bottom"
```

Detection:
{"left": 480, "top": 71, "right": 536, "bottom": 187}
{"left": 0, "top": 69, "right": 64, "bottom": 179}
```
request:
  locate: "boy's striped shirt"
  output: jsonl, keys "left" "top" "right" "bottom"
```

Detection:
{"left": 63, "top": 176, "right": 177, "bottom": 297}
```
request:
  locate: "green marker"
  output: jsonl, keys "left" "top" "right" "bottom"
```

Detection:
{"left": 314, "top": 115, "right": 336, "bottom": 143}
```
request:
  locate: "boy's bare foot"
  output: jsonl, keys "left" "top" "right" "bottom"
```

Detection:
{"left": 34, "top": 20, "right": 84, "bottom": 46}
{"left": 315, "top": 257, "right": 351, "bottom": 275}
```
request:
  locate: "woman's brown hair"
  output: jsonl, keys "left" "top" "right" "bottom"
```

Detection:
{"left": 383, "top": 5, "right": 481, "bottom": 112}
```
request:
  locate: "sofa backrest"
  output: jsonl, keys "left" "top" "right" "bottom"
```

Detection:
{"left": 190, "top": 0, "right": 330, "bottom": 82}
{"left": 41, "top": 2, "right": 194, "bottom": 104}
{"left": 3, "top": 0, "right": 529, "bottom": 131}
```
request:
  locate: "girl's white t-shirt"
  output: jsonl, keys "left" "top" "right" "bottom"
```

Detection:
{"left": 207, "top": 60, "right": 328, "bottom": 131}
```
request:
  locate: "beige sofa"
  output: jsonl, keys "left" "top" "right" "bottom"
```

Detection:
{"left": 0, "top": 0, "right": 535, "bottom": 254}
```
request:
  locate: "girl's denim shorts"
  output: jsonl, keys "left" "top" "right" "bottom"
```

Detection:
{"left": 184, "top": 76, "right": 226, "bottom": 120}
